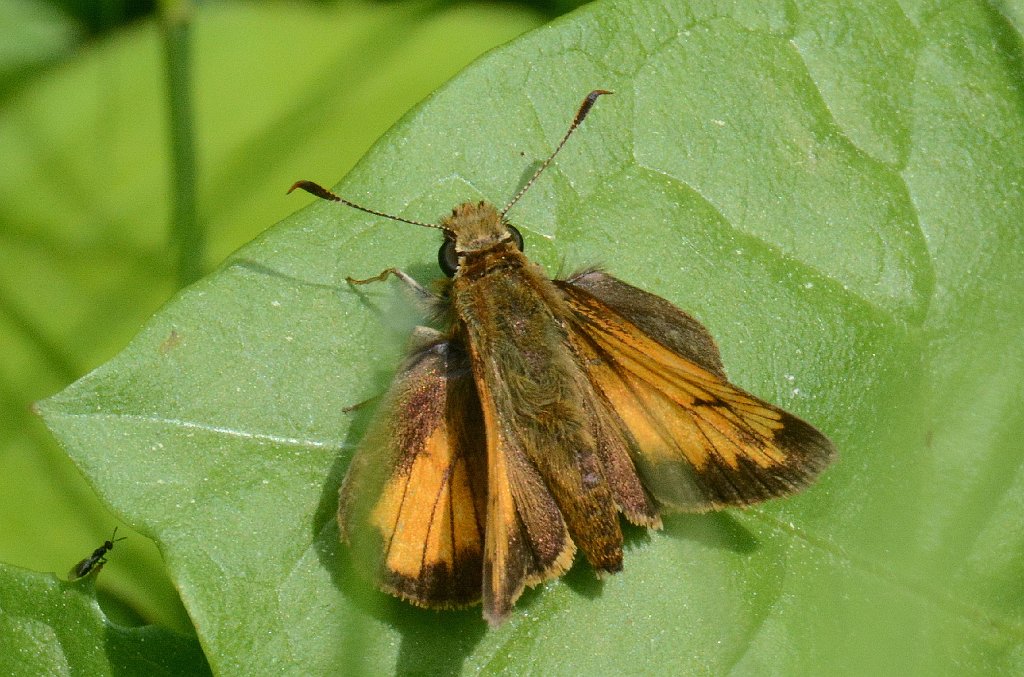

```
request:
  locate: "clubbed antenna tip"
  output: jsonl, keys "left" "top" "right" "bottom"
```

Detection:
{"left": 502, "top": 89, "right": 612, "bottom": 217}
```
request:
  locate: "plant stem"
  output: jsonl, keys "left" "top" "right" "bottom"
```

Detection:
{"left": 161, "top": 0, "right": 202, "bottom": 287}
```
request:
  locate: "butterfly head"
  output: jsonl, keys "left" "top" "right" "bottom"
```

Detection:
{"left": 437, "top": 200, "right": 524, "bottom": 277}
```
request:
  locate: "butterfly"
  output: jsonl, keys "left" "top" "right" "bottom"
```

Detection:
{"left": 290, "top": 90, "right": 836, "bottom": 626}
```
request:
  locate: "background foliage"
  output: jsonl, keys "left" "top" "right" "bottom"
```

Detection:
{"left": 3, "top": 0, "right": 1023, "bottom": 674}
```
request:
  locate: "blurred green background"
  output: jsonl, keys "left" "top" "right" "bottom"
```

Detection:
{"left": 1, "top": 0, "right": 575, "bottom": 634}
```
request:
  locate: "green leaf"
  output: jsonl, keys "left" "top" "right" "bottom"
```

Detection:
{"left": 38, "top": 0, "right": 1024, "bottom": 673}
{"left": 0, "top": 562, "right": 208, "bottom": 676}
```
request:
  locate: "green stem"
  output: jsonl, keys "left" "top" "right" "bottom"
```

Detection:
{"left": 161, "top": 0, "right": 202, "bottom": 287}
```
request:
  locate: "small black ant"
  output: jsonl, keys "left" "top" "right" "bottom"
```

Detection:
{"left": 70, "top": 527, "right": 126, "bottom": 579}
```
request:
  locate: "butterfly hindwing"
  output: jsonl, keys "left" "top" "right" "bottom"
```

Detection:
{"left": 563, "top": 269, "right": 727, "bottom": 378}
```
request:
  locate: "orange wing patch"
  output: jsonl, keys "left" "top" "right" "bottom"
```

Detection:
{"left": 590, "top": 328, "right": 787, "bottom": 470}
{"left": 370, "top": 426, "right": 484, "bottom": 586}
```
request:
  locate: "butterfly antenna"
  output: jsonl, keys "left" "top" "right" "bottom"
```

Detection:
{"left": 501, "top": 89, "right": 612, "bottom": 218}
{"left": 288, "top": 180, "right": 446, "bottom": 232}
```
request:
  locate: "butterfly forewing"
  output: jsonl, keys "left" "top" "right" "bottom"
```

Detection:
{"left": 559, "top": 271, "right": 837, "bottom": 510}
{"left": 471, "top": 366, "right": 576, "bottom": 625}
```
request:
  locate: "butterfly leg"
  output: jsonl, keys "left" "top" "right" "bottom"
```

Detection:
{"left": 346, "top": 268, "right": 437, "bottom": 308}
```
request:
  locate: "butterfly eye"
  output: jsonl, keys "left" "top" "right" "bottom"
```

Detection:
{"left": 438, "top": 240, "right": 459, "bottom": 277}
{"left": 508, "top": 225, "right": 524, "bottom": 252}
